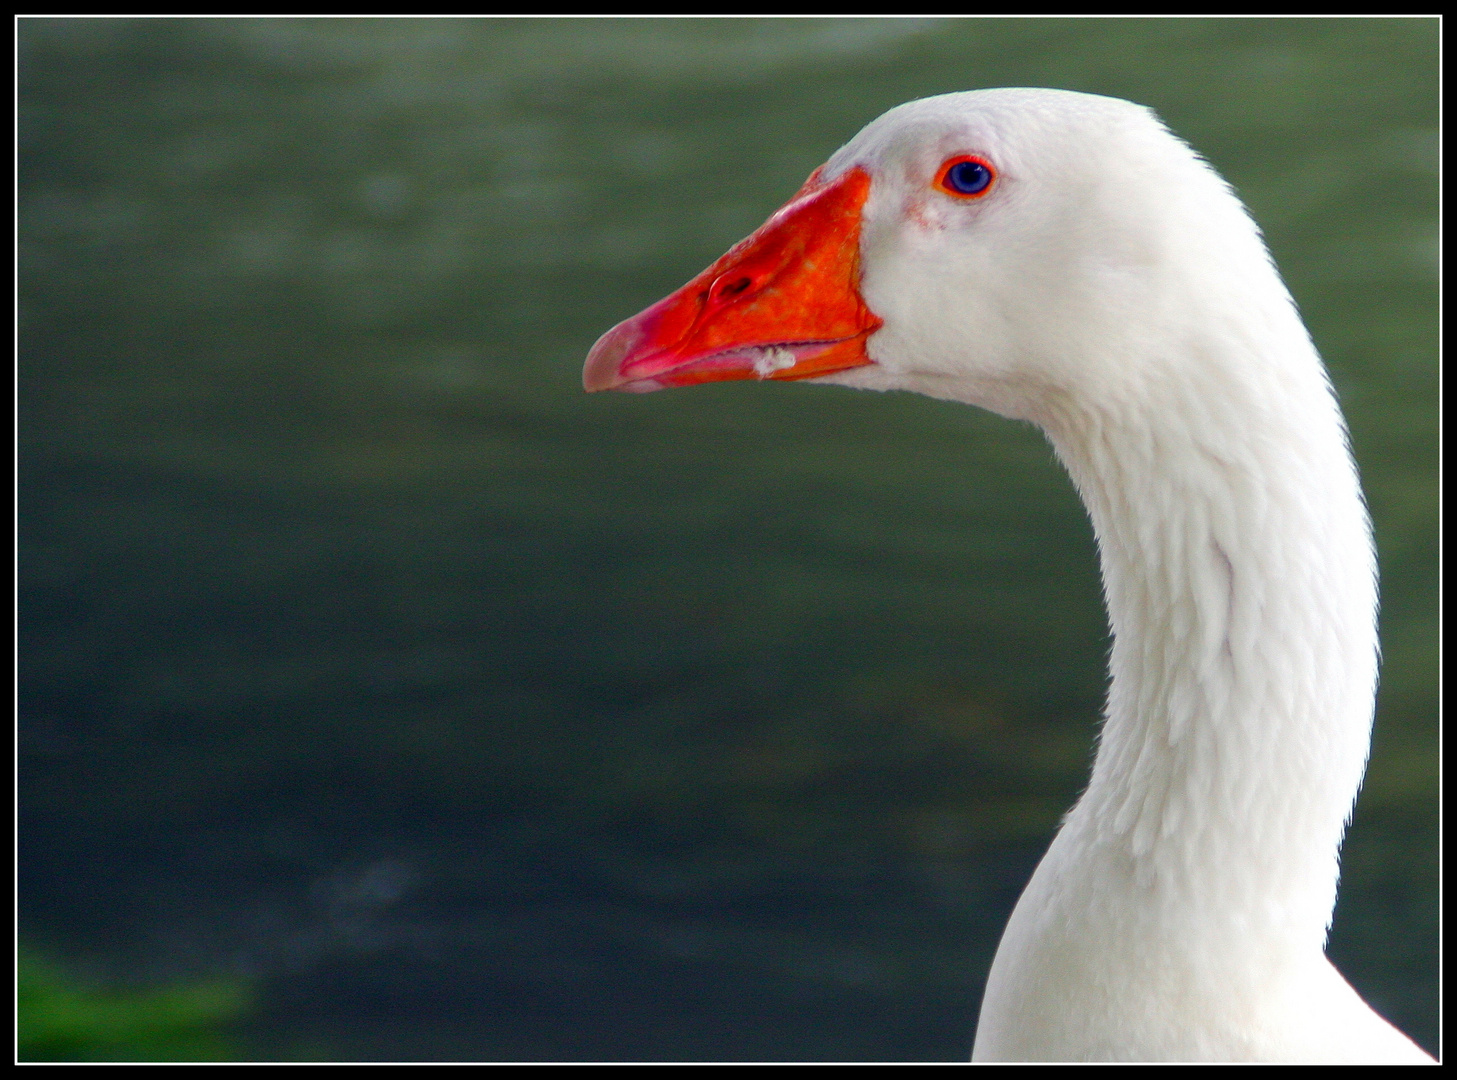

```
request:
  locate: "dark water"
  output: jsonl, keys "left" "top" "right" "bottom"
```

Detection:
{"left": 19, "top": 19, "right": 1437, "bottom": 1060}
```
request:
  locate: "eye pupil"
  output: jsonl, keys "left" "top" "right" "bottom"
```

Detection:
{"left": 945, "top": 159, "right": 992, "bottom": 196}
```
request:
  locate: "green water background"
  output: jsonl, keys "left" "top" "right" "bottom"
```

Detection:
{"left": 19, "top": 18, "right": 1437, "bottom": 1061}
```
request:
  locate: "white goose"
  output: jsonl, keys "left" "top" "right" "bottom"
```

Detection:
{"left": 583, "top": 88, "right": 1433, "bottom": 1063}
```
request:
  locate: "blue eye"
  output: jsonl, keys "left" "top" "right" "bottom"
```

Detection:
{"left": 938, "top": 155, "right": 995, "bottom": 198}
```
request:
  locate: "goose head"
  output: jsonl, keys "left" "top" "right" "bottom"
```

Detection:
{"left": 584, "top": 87, "right": 1292, "bottom": 432}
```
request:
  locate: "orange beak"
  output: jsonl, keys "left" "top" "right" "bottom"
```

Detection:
{"left": 583, "top": 167, "right": 882, "bottom": 393}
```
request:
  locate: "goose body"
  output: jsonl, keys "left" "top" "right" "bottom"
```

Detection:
{"left": 584, "top": 89, "right": 1433, "bottom": 1063}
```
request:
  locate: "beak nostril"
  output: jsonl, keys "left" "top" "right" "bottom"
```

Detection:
{"left": 712, "top": 275, "right": 753, "bottom": 303}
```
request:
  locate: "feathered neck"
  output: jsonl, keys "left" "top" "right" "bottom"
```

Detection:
{"left": 1040, "top": 297, "right": 1377, "bottom": 954}
{"left": 961, "top": 213, "right": 1431, "bottom": 1061}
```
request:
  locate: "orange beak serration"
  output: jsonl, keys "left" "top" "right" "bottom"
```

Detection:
{"left": 583, "top": 166, "right": 882, "bottom": 393}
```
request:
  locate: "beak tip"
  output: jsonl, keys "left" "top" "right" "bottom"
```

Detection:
{"left": 583, "top": 319, "right": 641, "bottom": 393}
